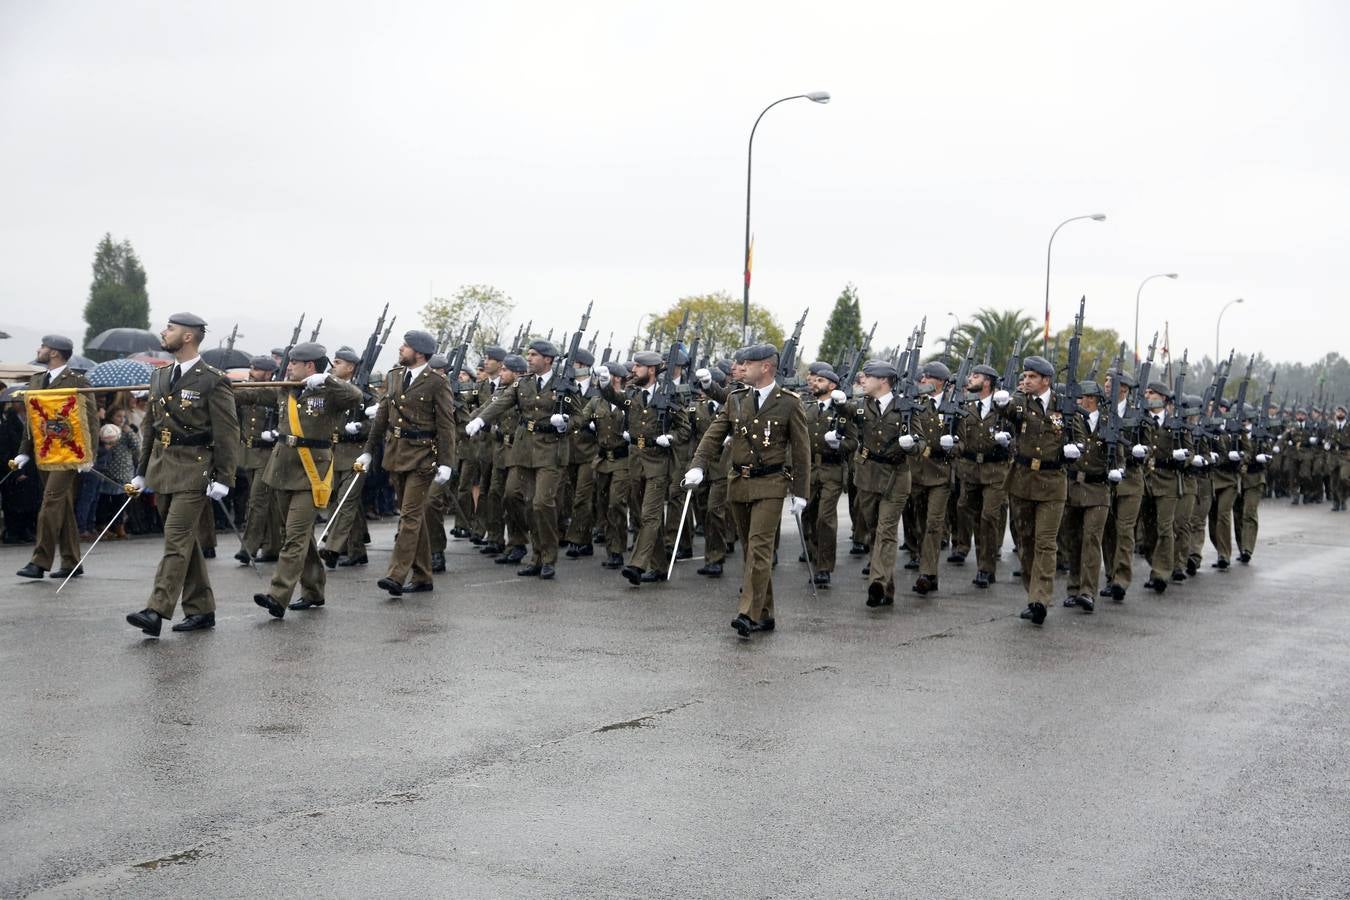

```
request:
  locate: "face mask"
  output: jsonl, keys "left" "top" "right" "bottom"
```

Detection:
{"left": 966, "top": 391, "right": 982, "bottom": 402}
{"left": 575, "top": 366, "right": 591, "bottom": 378}
{"left": 1145, "top": 397, "right": 1165, "bottom": 410}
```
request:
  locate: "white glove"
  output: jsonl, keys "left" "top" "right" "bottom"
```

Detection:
{"left": 205, "top": 481, "right": 230, "bottom": 501}
{"left": 344, "top": 422, "right": 361, "bottom": 435}
{"left": 1272, "top": 444, "right": 1281, "bottom": 454}
{"left": 994, "top": 431, "right": 1011, "bottom": 446}
{"left": 622, "top": 430, "right": 631, "bottom": 443}
{"left": 939, "top": 434, "right": 956, "bottom": 450}
{"left": 788, "top": 495, "right": 808, "bottom": 516}
{"left": 364, "top": 404, "right": 380, "bottom": 419}
{"left": 1228, "top": 450, "right": 1241, "bottom": 462}
{"left": 1062, "top": 443, "right": 1082, "bottom": 460}
{"left": 1256, "top": 453, "right": 1271, "bottom": 463}
{"left": 1208, "top": 451, "right": 1219, "bottom": 463}
{"left": 824, "top": 430, "right": 841, "bottom": 449}
{"left": 9, "top": 454, "right": 30, "bottom": 470}
{"left": 587, "top": 420, "right": 596, "bottom": 432}
{"left": 722, "top": 435, "right": 731, "bottom": 447}
{"left": 992, "top": 389, "right": 1011, "bottom": 407}
{"left": 682, "top": 467, "right": 704, "bottom": 487}
{"left": 1190, "top": 454, "right": 1206, "bottom": 468}
{"left": 353, "top": 452, "right": 372, "bottom": 472}
{"left": 259, "top": 430, "right": 276, "bottom": 443}
{"left": 655, "top": 434, "right": 672, "bottom": 448}
{"left": 830, "top": 389, "right": 847, "bottom": 404}
{"left": 1132, "top": 444, "right": 1148, "bottom": 459}
{"left": 549, "top": 413, "right": 568, "bottom": 432}
{"left": 695, "top": 367, "right": 712, "bottom": 387}
{"left": 303, "top": 373, "right": 328, "bottom": 389}
{"left": 1310, "top": 436, "right": 1319, "bottom": 445}
{"left": 126, "top": 475, "right": 147, "bottom": 494}
{"left": 898, "top": 434, "right": 916, "bottom": 451}
{"left": 433, "top": 465, "right": 453, "bottom": 485}
{"left": 1172, "top": 448, "right": 1190, "bottom": 461}
{"left": 1108, "top": 468, "right": 1124, "bottom": 483}
{"left": 465, "top": 417, "right": 485, "bottom": 438}
{"left": 595, "top": 367, "right": 612, "bottom": 386}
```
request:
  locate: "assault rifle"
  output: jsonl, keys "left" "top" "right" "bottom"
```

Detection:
{"left": 552, "top": 302, "right": 594, "bottom": 412}
{"left": 1057, "top": 296, "right": 1085, "bottom": 419}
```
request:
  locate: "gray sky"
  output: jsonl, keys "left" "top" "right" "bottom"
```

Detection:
{"left": 2, "top": 1, "right": 1347, "bottom": 367}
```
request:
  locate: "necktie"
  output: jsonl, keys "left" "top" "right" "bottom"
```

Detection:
{"left": 644, "top": 388, "right": 652, "bottom": 405}
{"left": 537, "top": 376, "right": 544, "bottom": 392}
{"left": 169, "top": 364, "right": 182, "bottom": 390}
{"left": 402, "top": 370, "right": 412, "bottom": 392}
{"left": 819, "top": 402, "right": 827, "bottom": 414}
{"left": 42, "top": 372, "right": 51, "bottom": 389}
{"left": 753, "top": 391, "right": 761, "bottom": 412}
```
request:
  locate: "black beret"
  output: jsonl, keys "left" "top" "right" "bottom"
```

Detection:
{"left": 428, "top": 354, "right": 450, "bottom": 370}
{"left": 483, "top": 345, "right": 507, "bottom": 362}
{"left": 1077, "top": 380, "right": 1105, "bottom": 397}
{"left": 971, "top": 364, "right": 998, "bottom": 379}
{"left": 815, "top": 368, "right": 841, "bottom": 385}
{"left": 709, "top": 366, "right": 727, "bottom": 385}
{"left": 716, "top": 359, "right": 732, "bottom": 375}
{"left": 632, "top": 350, "right": 663, "bottom": 367}
{"left": 168, "top": 312, "right": 207, "bottom": 329}
{"left": 404, "top": 330, "right": 436, "bottom": 356}
{"left": 573, "top": 349, "right": 595, "bottom": 367}
{"left": 41, "top": 334, "right": 74, "bottom": 354}
{"left": 334, "top": 345, "right": 361, "bottom": 364}
{"left": 528, "top": 339, "right": 559, "bottom": 358}
{"left": 807, "top": 361, "right": 833, "bottom": 375}
{"left": 271, "top": 347, "right": 285, "bottom": 357}
{"left": 921, "top": 361, "right": 952, "bottom": 381}
{"left": 249, "top": 355, "right": 278, "bottom": 371}
{"left": 604, "top": 361, "right": 631, "bottom": 378}
{"left": 1107, "top": 369, "right": 1138, "bottom": 388}
{"left": 288, "top": 342, "right": 327, "bottom": 363}
{"left": 503, "top": 354, "right": 528, "bottom": 373}
{"left": 732, "top": 347, "right": 750, "bottom": 364}
{"left": 1146, "top": 381, "right": 1173, "bottom": 399}
{"left": 743, "top": 343, "right": 777, "bottom": 362}
{"left": 862, "top": 359, "right": 898, "bottom": 379}
{"left": 1022, "top": 355, "right": 1054, "bottom": 378}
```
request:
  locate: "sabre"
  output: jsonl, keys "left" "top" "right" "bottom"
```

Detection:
{"left": 0, "top": 468, "right": 17, "bottom": 490}
{"left": 665, "top": 487, "right": 695, "bottom": 582}
{"left": 213, "top": 495, "right": 264, "bottom": 580}
{"left": 317, "top": 470, "right": 364, "bottom": 546}
{"left": 56, "top": 491, "right": 136, "bottom": 594}
{"left": 792, "top": 506, "right": 818, "bottom": 599}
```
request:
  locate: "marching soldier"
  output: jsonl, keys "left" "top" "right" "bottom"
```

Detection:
{"left": 465, "top": 340, "right": 581, "bottom": 579}
{"left": 691, "top": 367, "right": 733, "bottom": 578}
{"left": 470, "top": 346, "right": 508, "bottom": 551}
{"left": 906, "top": 362, "right": 958, "bottom": 596}
{"left": 1283, "top": 409, "right": 1316, "bottom": 504}
{"left": 1101, "top": 369, "right": 1148, "bottom": 603}
{"left": 562, "top": 349, "right": 601, "bottom": 558}
{"left": 575, "top": 360, "right": 632, "bottom": 569}
{"left": 356, "top": 330, "right": 456, "bottom": 597}
{"left": 1330, "top": 405, "right": 1350, "bottom": 511}
{"left": 424, "top": 353, "right": 454, "bottom": 573}
{"left": 252, "top": 342, "right": 363, "bottom": 616}
{"left": 1235, "top": 404, "right": 1273, "bottom": 563}
{"left": 1140, "top": 382, "right": 1192, "bottom": 594}
{"left": 1173, "top": 395, "right": 1208, "bottom": 581}
{"left": 321, "top": 345, "right": 371, "bottom": 567}
{"left": 1061, "top": 380, "right": 1110, "bottom": 613}
{"left": 683, "top": 343, "right": 811, "bottom": 639}
{"left": 450, "top": 363, "right": 484, "bottom": 541}
{"left": 234, "top": 355, "right": 283, "bottom": 566}
{"left": 801, "top": 365, "right": 854, "bottom": 588}
{"left": 124, "top": 313, "right": 241, "bottom": 636}
{"left": 955, "top": 363, "right": 1010, "bottom": 589}
{"left": 481, "top": 354, "right": 531, "bottom": 565}
{"left": 11, "top": 334, "right": 99, "bottom": 580}
{"left": 991, "top": 355, "right": 1079, "bottom": 626}
{"left": 1209, "top": 403, "right": 1247, "bottom": 570}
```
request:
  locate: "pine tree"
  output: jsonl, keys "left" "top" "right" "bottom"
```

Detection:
{"left": 82, "top": 233, "right": 150, "bottom": 360}
{"left": 816, "top": 283, "right": 863, "bottom": 367}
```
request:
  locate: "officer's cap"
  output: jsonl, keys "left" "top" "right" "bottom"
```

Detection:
{"left": 249, "top": 355, "right": 278, "bottom": 372}
{"left": 632, "top": 350, "right": 663, "bottom": 367}
{"left": 40, "top": 334, "right": 75, "bottom": 354}
{"left": 861, "top": 359, "right": 898, "bottom": 379}
{"left": 921, "top": 361, "right": 952, "bottom": 382}
{"left": 604, "top": 360, "right": 631, "bottom": 378}
{"left": 665, "top": 348, "right": 689, "bottom": 367}
{"left": 815, "top": 368, "right": 842, "bottom": 385}
{"left": 289, "top": 342, "right": 326, "bottom": 363}
{"left": 971, "top": 364, "right": 998, "bottom": 379}
{"left": 1022, "top": 355, "right": 1054, "bottom": 378}
{"left": 428, "top": 353, "right": 450, "bottom": 371}
{"left": 168, "top": 312, "right": 207, "bottom": 330}
{"left": 743, "top": 344, "right": 777, "bottom": 362}
{"left": 483, "top": 345, "right": 507, "bottom": 362}
{"left": 573, "top": 348, "right": 595, "bottom": 368}
{"left": 334, "top": 346, "right": 361, "bottom": 365}
{"left": 1337, "top": 404, "right": 1348, "bottom": 413}
{"left": 1077, "top": 380, "right": 1105, "bottom": 398}
{"left": 503, "top": 354, "right": 528, "bottom": 373}
{"left": 1146, "top": 381, "right": 1173, "bottom": 399}
{"left": 528, "top": 339, "right": 559, "bottom": 358}
{"left": 404, "top": 330, "right": 436, "bottom": 356}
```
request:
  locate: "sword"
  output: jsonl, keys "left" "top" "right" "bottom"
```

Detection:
{"left": 665, "top": 488, "right": 695, "bottom": 582}
{"left": 792, "top": 505, "right": 818, "bottom": 599}
{"left": 213, "top": 494, "right": 263, "bottom": 580}
{"left": 56, "top": 491, "right": 136, "bottom": 594}
{"left": 0, "top": 468, "right": 18, "bottom": 490}
{"left": 317, "top": 470, "right": 364, "bottom": 546}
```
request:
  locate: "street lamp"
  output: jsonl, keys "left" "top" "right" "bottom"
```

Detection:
{"left": 1134, "top": 272, "right": 1179, "bottom": 362}
{"left": 1216, "top": 298, "right": 1245, "bottom": 366}
{"left": 1043, "top": 213, "right": 1106, "bottom": 352}
{"left": 742, "top": 91, "right": 831, "bottom": 344}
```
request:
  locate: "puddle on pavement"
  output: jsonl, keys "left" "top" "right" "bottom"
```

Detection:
{"left": 132, "top": 847, "right": 204, "bottom": 870}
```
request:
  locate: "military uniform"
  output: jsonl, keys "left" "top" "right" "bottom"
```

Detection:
{"left": 802, "top": 382, "right": 855, "bottom": 583}
{"left": 576, "top": 366, "right": 632, "bottom": 566}
{"left": 1236, "top": 412, "right": 1274, "bottom": 560}
{"left": 1061, "top": 387, "right": 1110, "bottom": 609}
{"left": 235, "top": 359, "right": 284, "bottom": 564}
{"left": 1208, "top": 419, "right": 1245, "bottom": 567}
{"left": 1141, "top": 389, "right": 1192, "bottom": 590}
{"left": 324, "top": 347, "right": 372, "bottom": 565}
{"left": 906, "top": 385, "right": 957, "bottom": 592}
{"left": 955, "top": 385, "right": 1010, "bottom": 587}
{"left": 563, "top": 361, "right": 602, "bottom": 554}
{"left": 691, "top": 387, "right": 733, "bottom": 574}
{"left": 1329, "top": 411, "right": 1350, "bottom": 511}
{"left": 1101, "top": 377, "right": 1148, "bottom": 601}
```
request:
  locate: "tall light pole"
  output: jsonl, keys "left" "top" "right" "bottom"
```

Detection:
{"left": 1216, "top": 297, "right": 1245, "bottom": 366}
{"left": 1043, "top": 213, "right": 1106, "bottom": 352}
{"left": 742, "top": 91, "right": 830, "bottom": 344}
{"left": 1134, "top": 272, "right": 1179, "bottom": 362}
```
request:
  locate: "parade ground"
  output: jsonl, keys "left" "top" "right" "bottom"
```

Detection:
{"left": 2, "top": 502, "right": 1347, "bottom": 898}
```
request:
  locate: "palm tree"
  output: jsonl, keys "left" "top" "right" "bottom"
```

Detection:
{"left": 929, "top": 308, "right": 1040, "bottom": 372}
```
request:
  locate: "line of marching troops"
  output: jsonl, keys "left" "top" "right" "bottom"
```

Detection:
{"left": 10, "top": 319, "right": 1349, "bottom": 640}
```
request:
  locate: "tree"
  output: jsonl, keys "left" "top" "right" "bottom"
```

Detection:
{"left": 1046, "top": 324, "right": 1128, "bottom": 382}
{"left": 929, "top": 308, "right": 1040, "bottom": 372}
{"left": 421, "top": 284, "right": 513, "bottom": 357}
{"left": 816, "top": 283, "right": 864, "bottom": 368}
{"left": 642, "top": 291, "right": 784, "bottom": 362}
{"left": 82, "top": 233, "right": 150, "bottom": 361}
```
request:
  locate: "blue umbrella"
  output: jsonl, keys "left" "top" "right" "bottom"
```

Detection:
{"left": 87, "top": 358, "right": 154, "bottom": 388}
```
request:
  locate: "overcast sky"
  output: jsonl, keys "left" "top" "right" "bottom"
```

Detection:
{"left": 2, "top": 1, "right": 1346, "bottom": 367}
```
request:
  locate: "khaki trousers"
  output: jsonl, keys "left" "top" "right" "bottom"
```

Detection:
{"left": 147, "top": 491, "right": 215, "bottom": 618}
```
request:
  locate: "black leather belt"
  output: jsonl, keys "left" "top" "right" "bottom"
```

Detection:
{"left": 245, "top": 438, "right": 271, "bottom": 449}
{"left": 159, "top": 429, "right": 211, "bottom": 447}
{"left": 600, "top": 446, "right": 629, "bottom": 461}
{"left": 526, "top": 419, "right": 561, "bottom": 434}
{"left": 859, "top": 447, "right": 904, "bottom": 465}
{"left": 338, "top": 433, "right": 364, "bottom": 443}
{"left": 1073, "top": 470, "right": 1108, "bottom": 484}
{"left": 282, "top": 435, "right": 329, "bottom": 449}
{"left": 1015, "top": 455, "right": 1062, "bottom": 471}
{"left": 817, "top": 451, "right": 845, "bottom": 465}
{"left": 962, "top": 450, "right": 1009, "bottom": 464}
{"left": 391, "top": 427, "right": 434, "bottom": 439}
{"left": 734, "top": 463, "right": 783, "bottom": 479}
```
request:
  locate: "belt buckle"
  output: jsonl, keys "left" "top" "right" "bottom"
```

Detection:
{"left": 159, "top": 429, "right": 172, "bottom": 447}
{"left": 527, "top": 421, "right": 536, "bottom": 432}
{"left": 392, "top": 426, "right": 402, "bottom": 438}
{"left": 976, "top": 452, "right": 985, "bottom": 464}
{"left": 637, "top": 436, "right": 646, "bottom": 449}
{"left": 738, "top": 465, "right": 752, "bottom": 478}
{"left": 285, "top": 434, "right": 298, "bottom": 447}
{"left": 1030, "top": 458, "right": 1041, "bottom": 471}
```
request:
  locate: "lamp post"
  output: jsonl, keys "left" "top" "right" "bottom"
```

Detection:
{"left": 742, "top": 91, "right": 830, "bottom": 344}
{"left": 1043, "top": 213, "right": 1106, "bottom": 352}
{"left": 1216, "top": 298, "right": 1245, "bottom": 366}
{"left": 1133, "top": 273, "right": 1179, "bottom": 362}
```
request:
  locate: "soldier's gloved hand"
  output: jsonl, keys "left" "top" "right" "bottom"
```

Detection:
{"left": 1256, "top": 453, "right": 1271, "bottom": 463}
{"left": 1108, "top": 468, "right": 1125, "bottom": 483}
{"left": 353, "top": 452, "right": 372, "bottom": 472}
{"left": 595, "top": 367, "right": 612, "bottom": 387}
{"left": 939, "top": 434, "right": 956, "bottom": 451}
{"left": 682, "top": 467, "right": 704, "bottom": 487}
{"left": 1228, "top": 450, "right": 1242, "bottom": 462}
{"left": 9, "top": 454, "right": 30, "bottom": 470}
{"left": 303, "top": 373, "right": 328, "bottom": 389}
{"left": 695, "top": 368, "right": 712, "bottom": 388}
{"left": 1190, "top": 454, "right": 1206, "bottom": 468}
{"left": 994, "top": 431, "right": 1011, "bottom": 446}
{"left": 992, "top": 389, "right": 1011, "bottom": 407}
{"left": 1208, "top": 451, "right": 1219, "bottom": 463}
{"left": 788, "top": 495, "right": 808, "bottom": 516}
{"left": 1310, "top": 435, "right": 1319, "bottom": 445}
{"left": 433, "top": 465, "right": 453, "bottom": 485}
{"left": 622, "top": 430, "right": 631, "bottom": 443}
{"left": 587, "top": 421, "right": 596, "bottom": 432}
{"left": 1062, "top": 443, "right": 1082, "bottom": 460}
{"left": 722, "top": 435, "right": 731, "bottom": 447}
{"left": 1132, "top": 444, "right": 1148, "bottom": 459}
{"left": 465, "top": 417, "right": 485, "bottom": 438}
{"left": 125, "top": 475, "right": 146, "bottom": 495}
{"left": 205, "top": 481, "right": 230, "bottom": 501}
{"left": 830, "top": 389, "right": 848, "bottom": 405}
{"left": 549, "top": 413, "right": 568, "bottom": 432}
{"left": 655, "top": 434, "right": 673, "bottom": 448}
{"left": 1171, "top": 448, "right": 1190, "bottom": 461}
{"left": 259, "top": 430, "right": 277, "bottom": 443}
{"left": 898, "top": 434, "right": 916, "bottom": 451}
{"left": 365, "top": 404, "right": 380, "bottom": 418}
{"left": 1272, "top": 444, "right": 1281, "bottom": 454}
{"left": 824, "top": 429, "right": 841, "bottom": 449}
{"left": 344, "top": 422, "right": 361, "bottom": 435}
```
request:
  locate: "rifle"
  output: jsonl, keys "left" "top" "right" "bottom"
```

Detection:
{"left": 1163, "top": 349, "right": 1189, "bottom": 440}
{"left": 898, "top": 317, "right": 926, "bottom": 427}
{"left": 353, "top": 303, "right": 392, "bottom": 399}
{"left": 309, "top": 317, "right": 323, "bottom": 344}
{"left": 225, "top": 324, "right": 238, "bottom": 351}
{"left": 939, "top": 340, "right": 976, "bottom": 434}
{"left": 1057, "top": 296, "right": 1085, "bottom": 418}
{"left": 1085, "top": 349, "right": 1103, "bottom": 383}
{"left": 587, "top": 331, "right": 598, "bottom": 355}
{"left": 683, "top": 316, "right": 703, "bottom": 398}
{"left": 1104, "top": 341, "right": 1127, "bottom": 471}
{"left": 1127, "top": 332, "right": 1159, "bottom": 427}
{"left": 1204, "top": 349, "right": 1235, "bottom": 436}
{"left": 275, "top": 313, "right": 305, "bottom": 381}
{"left": 650, "top": 308, "right": 689, "bottom": 432}
{"left": 601, "top": 332, "right": 614, "bottom": 364}
{"left": 778, "top": 308, "right": 808, "bottom": 389}
{"left": 1226, "top": 353, "right": 1255, "bottom": 438}
{"left": 553, "top": 302, "right": 594, "bottom": 412}
{"left": 1251, "top": 370, "right": 1277, "bottom": 441}
{"left": 509, "top": 322, "right": 525, "bottom": 355}
{"left": 449, "top": 314, "right": 479, "bottom": 397}
{"left": 840, "top": 321, "right": 877, "bottom": 388}
{"left": 1000, "top": 336, "right": 1026, "bottom": 391}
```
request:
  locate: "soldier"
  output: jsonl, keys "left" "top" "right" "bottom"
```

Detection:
{"left": 233, "top": 356, "right": 283, "bottom": 567}
{"left": 1283, "top": 408, "right": 1316, "bottom": 504}
{"left": 593, "top": 350, "right": 690, "bottom": 586}
{"left": 691, "top": 367, "right": 733, "bottom": 578}
{"left": 481, "top": 354, "right": 531, "bottom": 565}
{"left": 800, "top": 365, "right": 854, "bottom": 588}
{"left": 252, "top": 342, "right": 363, "bottom": 616}
{"left": 1209, "top": 403, "right": 1247, "bottom": 570}
{"left": 1060, "top": 380, "right": 1110, "bottom": 613}
{"left": 320, "top": 345, "right": 372, "bottom": 567}
{"left": 1173, "top": 394, "right": 1209, "bottom": 581}
{"left": 1140, "top": 381, "right": 1191, "bottom": 594}
{"left": 1236, "top": 404, "right": 1274, "bottom": 562}
{"left": 660, "top": 347, "right": 696, "bottom": 564}
{"left": 10, "top": 334, "right": 99, "bottom": 580}
{"left": 124, "top": 312, "right": 241, "bottom": 636}
{"left": 464, "top": 340, "right": 581, "bottom": 579}
{"left": 424, "top": 353, "right": 454, "bottom": 573}
{"left": 355, "top": 330, "right": 456, "bottom": 597}
{"left": 450, "top": 364, "right": 484, "bottom": 541}
{"left": 562, "top": 349, "right": 602, "bottom": 558}
{"left": 683, "top": 343, "right": 811, "bottom": 639}
{"left": 906, "top": 362, "right": 958, "bottom": 596}
{"left": 576, "top": 360, "right": 632, "bottom": 569}
{"left": 471, "top": 346, "right": 508, "bottom": 550}
{"left": 955, "top": 363, "right": 1010, "bottom": 589}
{"left": 1330, "top": 405, "right": 1350, "bottom": 511}
{"left": 991, "top": 355, "right": 1079, "bottom": 626}
{"left": 1100, "top": 369, "right": 1148, "bottom": 603}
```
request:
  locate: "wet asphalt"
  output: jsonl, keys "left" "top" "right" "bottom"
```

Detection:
{"left": 1, "top": 501, "right": 1348, "bottom": 898}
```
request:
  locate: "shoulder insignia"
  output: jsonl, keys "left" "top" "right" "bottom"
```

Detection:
{"left": 779, "top": 388, "right": 800, "bottom": 399}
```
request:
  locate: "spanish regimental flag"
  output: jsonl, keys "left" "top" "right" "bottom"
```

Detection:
{"left": 25, "top": 390, "right": 94, "bottom": 471}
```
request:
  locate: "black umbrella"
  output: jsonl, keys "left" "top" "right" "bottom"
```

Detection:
{"left": 85, "top": 327, "right": 162, "bottom": 354}
{"left": 201, "top": 347, "right": 252, "bottom": 369}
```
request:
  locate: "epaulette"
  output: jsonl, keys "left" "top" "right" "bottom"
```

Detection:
{"left": 779, "top": 387, "right": 800, "bottom": 399}
{"left": 729, "top": 385, "right": 751, "bottom": 394}
{"left": 202, "top": 363, "right": 225, "bottom": 377}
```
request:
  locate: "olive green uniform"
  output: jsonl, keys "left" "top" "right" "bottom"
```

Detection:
{"left": 849, "top": 393, "right": 920, "bottom": 602}
{"left": 955, "top": 394, "right": 1011, "bottom": 580}
{"left": 1142, "top": 411, "right": 1191, "bottom": 583}
{"left": 802, "top": 395, "right": 855, "bottom": 574}
{"left": 907, "top": 396, "right": 957, "bottom": 582}
{"left": 576, "top": 394, "right": 632, "bottom": 559}
{"left": 997, "top": 391, "right": 1073, "bottom": 606}
{"left": 326, "top": 386, "right": 371, "bottom": 560}
{"left": 236, "top": 387, "right": 283, "bottom": 560}
{"left": 1063, "top": 409, "right": 1110, "bottom": 598}
{"left": 18, "top": 367, "right": 99, "bottom": 572}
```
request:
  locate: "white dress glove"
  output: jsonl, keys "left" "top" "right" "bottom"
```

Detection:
{"left": 622, "top": 430, "right": 631, "bottom": 443}
{"left": 1310, "top": 436, "right": 1319, "bottom": 445}
{"left": 994, "top": 431, "right": 1011, "bottom": 446}
{"left": 695, "top": 368, "right": 712, "bottom": 387}
{"left": 587, "top": 421, "right": 596, "bottom": 432}
{"left": 259, "top": 430, "right": 276, "bottom": 443}
{"left": 304, "top": 373, "right": 328, "bottom": 389}
{"left": 205, "top": 481, "right": 230, "bottom": 501}
{"left": 465, "top": 417, "right": 485, "bottom": 438}
{"left": 683, "top": 467, "right": 704, "bottom": 487}
{"left": 992, "top": 389, "right": 1011, "bottom": 407}
{"left": 9, "top": 454, "right": 30, "bottom": 470}
{"left": 1228, "top": 450, "right": 1241, "bottom": 462}
{"left": 1209, "top": 451, "right": 1219, "bottom": 463}
{"left": 365, "top": 404, "right": 380, "bottom": 419}
{"left": 1132, "top": 444, "right": 1148, "bottom": 459}
{"left": 830, "top": 389, "right": 847, "bottom": 404}
{"left": 1190, "top": 454, "right": 1206, "bottom": 468}
{"left": 898, "top": 434, "right": 916, "bottom": 451}
{"left": 344, "top": 422, "right": 361, "bottom": 435}
{"left": 788, "top": 495, "right": 808, "bottom": 516}
{"left": 1256, "top": 453, "right": 1271, "bottom": 464}
{"left": 353, "top": 452, "right": 372, "bottom": 472}
{"left": 433, "top": 465, "right": 453, "bottom": 485}
{"left": 824, "top": 430, "right": 841, "bottom": 449}
{"left": 550, "top": 413, "right": 567, "bottom": 431}
{"left": 1172, "top": 448, "right": 1190, "bottom": 461}
{"left": 126, "top": 475, "right": 147, "bottom": 494}
{"left": 1108, "top": 468, "right": 1124, "bottom": 483}
{"left": 1272, "top": 444, "right": 1281, "bottom": 454}
{"left": 655, "top": 434, "right": 673, "bottom": 448}
{"left": 1062, "top": 443, "right": 1082, "bottom": 460}
{"left": 939, "top": 434, "right": 956, "bottom": 451}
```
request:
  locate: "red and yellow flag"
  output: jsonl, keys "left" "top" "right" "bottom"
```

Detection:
{"left": 25, "top": 390, "right": 93, "bottom": 471}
